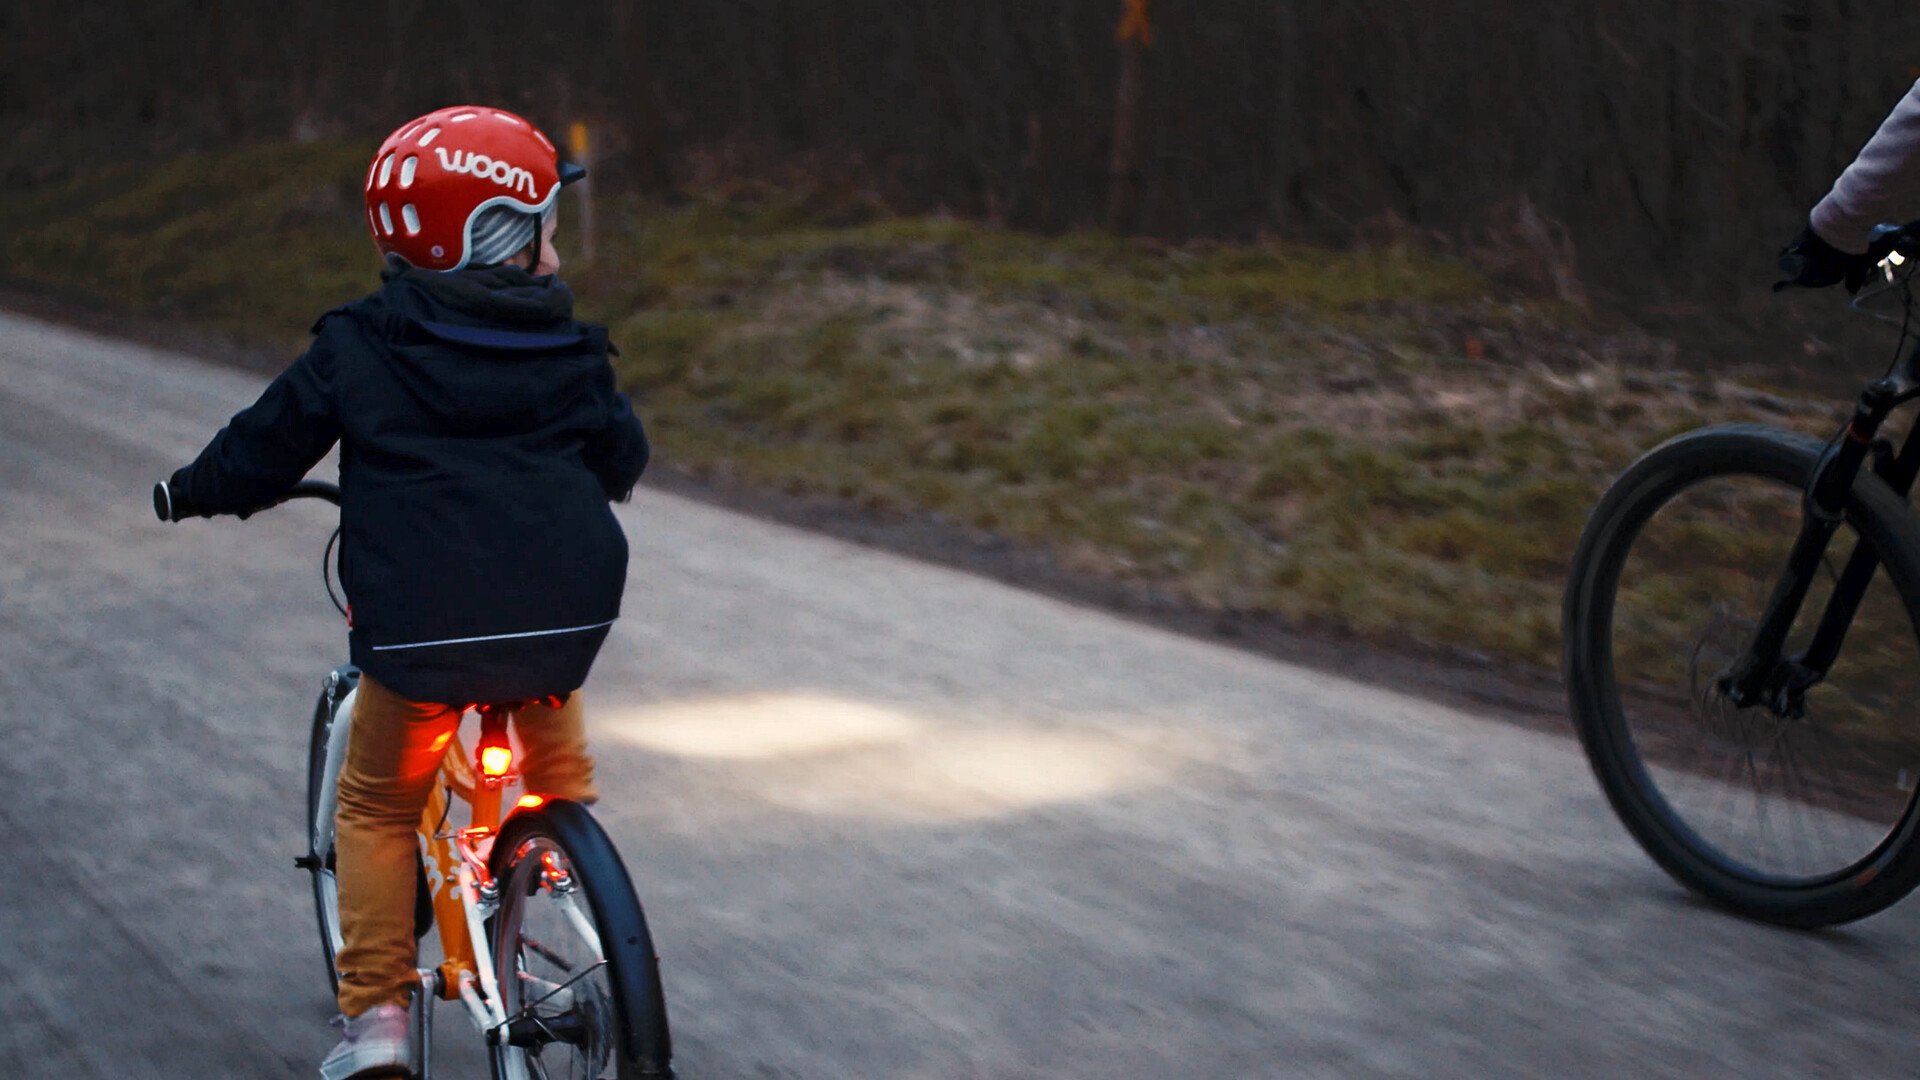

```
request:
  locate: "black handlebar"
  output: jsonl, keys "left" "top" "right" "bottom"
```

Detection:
{"left": 152, "top": 479, "right": 341, "bottom": 522}
{"left": 1778, "top": 220, "right": 1920, "bottom": 294}
{"left": 280, "top": 480, "right": 343, "bottom": 507}
{"left": 1865, "top": 220, "right": 1920, "bottom": 265}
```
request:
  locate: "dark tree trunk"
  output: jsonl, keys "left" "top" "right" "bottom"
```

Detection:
{"left": 1106, "top": 0, "right": 1151, "bottom": 233}
{"left": 614, "top": 1, "right": 675, "bottom": 194}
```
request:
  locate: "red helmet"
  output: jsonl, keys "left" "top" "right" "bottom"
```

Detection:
{"left": 362, "top": 105, "right": 583, "bottom": 272}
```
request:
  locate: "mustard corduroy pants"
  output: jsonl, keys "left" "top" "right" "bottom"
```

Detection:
{"left": 332, "top": 673, "right": 599, "bottom": 1016}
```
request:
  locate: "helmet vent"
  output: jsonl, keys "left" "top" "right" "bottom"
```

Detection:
{"left": 401, "top": 204, "right": 421, "bottom": 236}
{"left": 450, "top": 111, "right": 478, "bottom": 122}
{"left": 398, "top": 155, "right": 418, "bottom": 188}
{"left": 418, "top": 126, "right": 441, "bottom": 148}
{"left": 378, "top": 202, "right": 394, "bottom": 236}
{"left": 376, "top": 152, "right": 395, "bottom": 189}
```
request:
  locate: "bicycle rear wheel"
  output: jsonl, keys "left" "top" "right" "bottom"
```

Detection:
{"left": 488, "top": 800, "right": 672, "bottom": 1080}
{"left": 1565, "top": 424, "right": 1920, "bottom": 926}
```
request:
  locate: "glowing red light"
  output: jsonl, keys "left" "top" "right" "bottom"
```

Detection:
{"left": 480, "top": 745, "right": 513, "bottom": 777}
{"left": 516, "top": 794, "right": 546, "bottom": 810}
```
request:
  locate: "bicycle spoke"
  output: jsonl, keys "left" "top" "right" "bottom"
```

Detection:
{"left": 513, "top": 959, "right": 608, "bottom": 1017}
{"left": 1779, "top": 729, "right": 1840, "bottom": 870}
{"left": 522, "top": 933, "right": 574, "bottom": 972}
{"left": 518, "top": 970, "right": 577, "bottom": 1012}
{"left": 492, "top": 831, "right": 629, "bottom": 1080}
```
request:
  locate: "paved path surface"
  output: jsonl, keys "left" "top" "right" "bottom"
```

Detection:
{"left": 2, "top": 311, "right": 1916, "bottom": 1078}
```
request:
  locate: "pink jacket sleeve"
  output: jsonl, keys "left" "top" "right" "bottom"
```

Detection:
{"left": 1812, "top": 79, "right": 1920, "bottom": 254}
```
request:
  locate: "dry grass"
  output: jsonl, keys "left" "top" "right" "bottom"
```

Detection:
{"left": 0, "top": 142, "right": 1866, "bottom": 671}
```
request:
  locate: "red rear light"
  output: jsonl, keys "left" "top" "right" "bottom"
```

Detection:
{"left": 480, "top": 744, "right": 513, "bottom": 778}
{"left": 516, "top": 794, "right": 546, "bottom": 810}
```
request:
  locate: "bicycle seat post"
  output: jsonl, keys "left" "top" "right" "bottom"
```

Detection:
{"left": 471, "top": 704, "right": 517, "bottom": 834}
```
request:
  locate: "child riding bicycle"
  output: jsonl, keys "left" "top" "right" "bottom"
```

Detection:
{"left": 157, "top": 105, "right": 648, "bottom": 1080}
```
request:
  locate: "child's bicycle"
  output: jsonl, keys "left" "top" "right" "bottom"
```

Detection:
{"left": 1564, "top": 221, "right": 1920, "bottom": 928}
{"left": 155, "top": 478, "right": 673, "bottom": 1078}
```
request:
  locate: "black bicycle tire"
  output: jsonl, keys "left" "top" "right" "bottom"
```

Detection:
{"left": 305, "top": 683, "right": 342, "bottom": 996}
{"left": 1565, "top": 422, "right": 1920, "bottom": 927}
{"left": 488, "top": 800, "right": 673, "bottom": 1079}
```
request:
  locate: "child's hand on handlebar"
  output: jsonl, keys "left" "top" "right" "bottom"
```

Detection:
{"left": 153, "top": 480, "right": 202, "bottom": 522}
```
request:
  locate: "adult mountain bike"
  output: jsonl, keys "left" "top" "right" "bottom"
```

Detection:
{"left": 155, "top": 478, "right": 674, "bottom": 1078}
{"left": 1564, "top": 222, "right": 1920, "bottom": 928}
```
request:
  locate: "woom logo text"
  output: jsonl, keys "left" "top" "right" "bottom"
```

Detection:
{"left": 434, "top": 148, "right": 540, "bottom": 198}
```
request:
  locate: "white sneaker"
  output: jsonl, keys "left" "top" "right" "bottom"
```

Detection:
{"left": 319, "top": 1002, "right": 413, "bottom": 1079}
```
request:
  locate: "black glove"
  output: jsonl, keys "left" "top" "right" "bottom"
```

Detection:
{"left": 153, "top": 479, "right": 199, "bottom": 521}
{"left": 1777, "top": 225, "right": 1873, "bottom": 293}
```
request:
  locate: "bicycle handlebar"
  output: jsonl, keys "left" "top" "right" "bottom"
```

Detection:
{"left": 278, "top": 480, "right": 343, "bottom": 507}
{"left": 1864, "top": 220, "right": 1920, "bottom": 265}
{"left": 152, "top": 479, "right": 341, "bottom": 522}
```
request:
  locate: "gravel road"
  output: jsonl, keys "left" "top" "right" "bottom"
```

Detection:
{"left": 2, "top": 312, "right": 1915, "bottom": 1078}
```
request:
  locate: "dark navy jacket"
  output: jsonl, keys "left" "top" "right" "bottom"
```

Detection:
{"left": 170, "top": 263, "right": 648, "bottom": 704}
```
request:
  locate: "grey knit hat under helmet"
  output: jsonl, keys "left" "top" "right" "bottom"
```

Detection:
{"left": 465, "top": 201, "right": 557, "bottom": 269}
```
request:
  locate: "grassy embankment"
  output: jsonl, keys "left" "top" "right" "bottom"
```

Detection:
{"left": 1, "top": 142, "right": 1854, "bottom": 671}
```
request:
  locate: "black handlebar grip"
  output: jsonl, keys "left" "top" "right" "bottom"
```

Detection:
{"left": 153, "top": 481, "right": 185, "bottom": 522}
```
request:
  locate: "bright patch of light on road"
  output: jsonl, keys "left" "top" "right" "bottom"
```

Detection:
{"left": 599, "top": 691, "right": 1170, "bottom": 822}
{"left": 912, "top": 729, "right": 1161, "bottom": 810}
{"left": 598, "top": 692, "right": 922, "bottom": 760}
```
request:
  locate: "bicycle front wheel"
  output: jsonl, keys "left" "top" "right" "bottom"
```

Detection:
{"left": 306, "top": 674, "right": 351, "bottom": 995}
{"left": 1565, "top": 424, "right": 1920, "bottom": 926}
{"left": 488, "top": 800, "right": 672, "bottom": 1080}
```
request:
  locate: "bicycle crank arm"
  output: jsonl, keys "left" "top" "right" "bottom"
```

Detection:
{"left": 413, "top": 969, "right": 436, "bottom": 1080}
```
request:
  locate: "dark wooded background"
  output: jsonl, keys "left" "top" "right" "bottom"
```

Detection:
{"left": 5, "top": 1, "right": 1917, "bottom": 302}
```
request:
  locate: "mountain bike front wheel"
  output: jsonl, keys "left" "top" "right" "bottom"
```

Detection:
{"left": 488, "top": 800, "right": 673, "bottom": 1080}
{"left": 1565, "top": 424, "right": 1920, "bottom": 927}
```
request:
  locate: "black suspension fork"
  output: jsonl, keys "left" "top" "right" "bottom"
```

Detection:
{"left": 1796, "top": 427, "right": 1920, "bottom": 667}
{"left": 1720, "top": 371, "right": 1920, "bottom": 716}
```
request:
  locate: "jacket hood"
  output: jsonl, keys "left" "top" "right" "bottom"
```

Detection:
{"left": 350, "top": 260, "right": 604, "bottom": 436}
{"left": 379, "top": 256, "right": 576, "bottom": 328}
